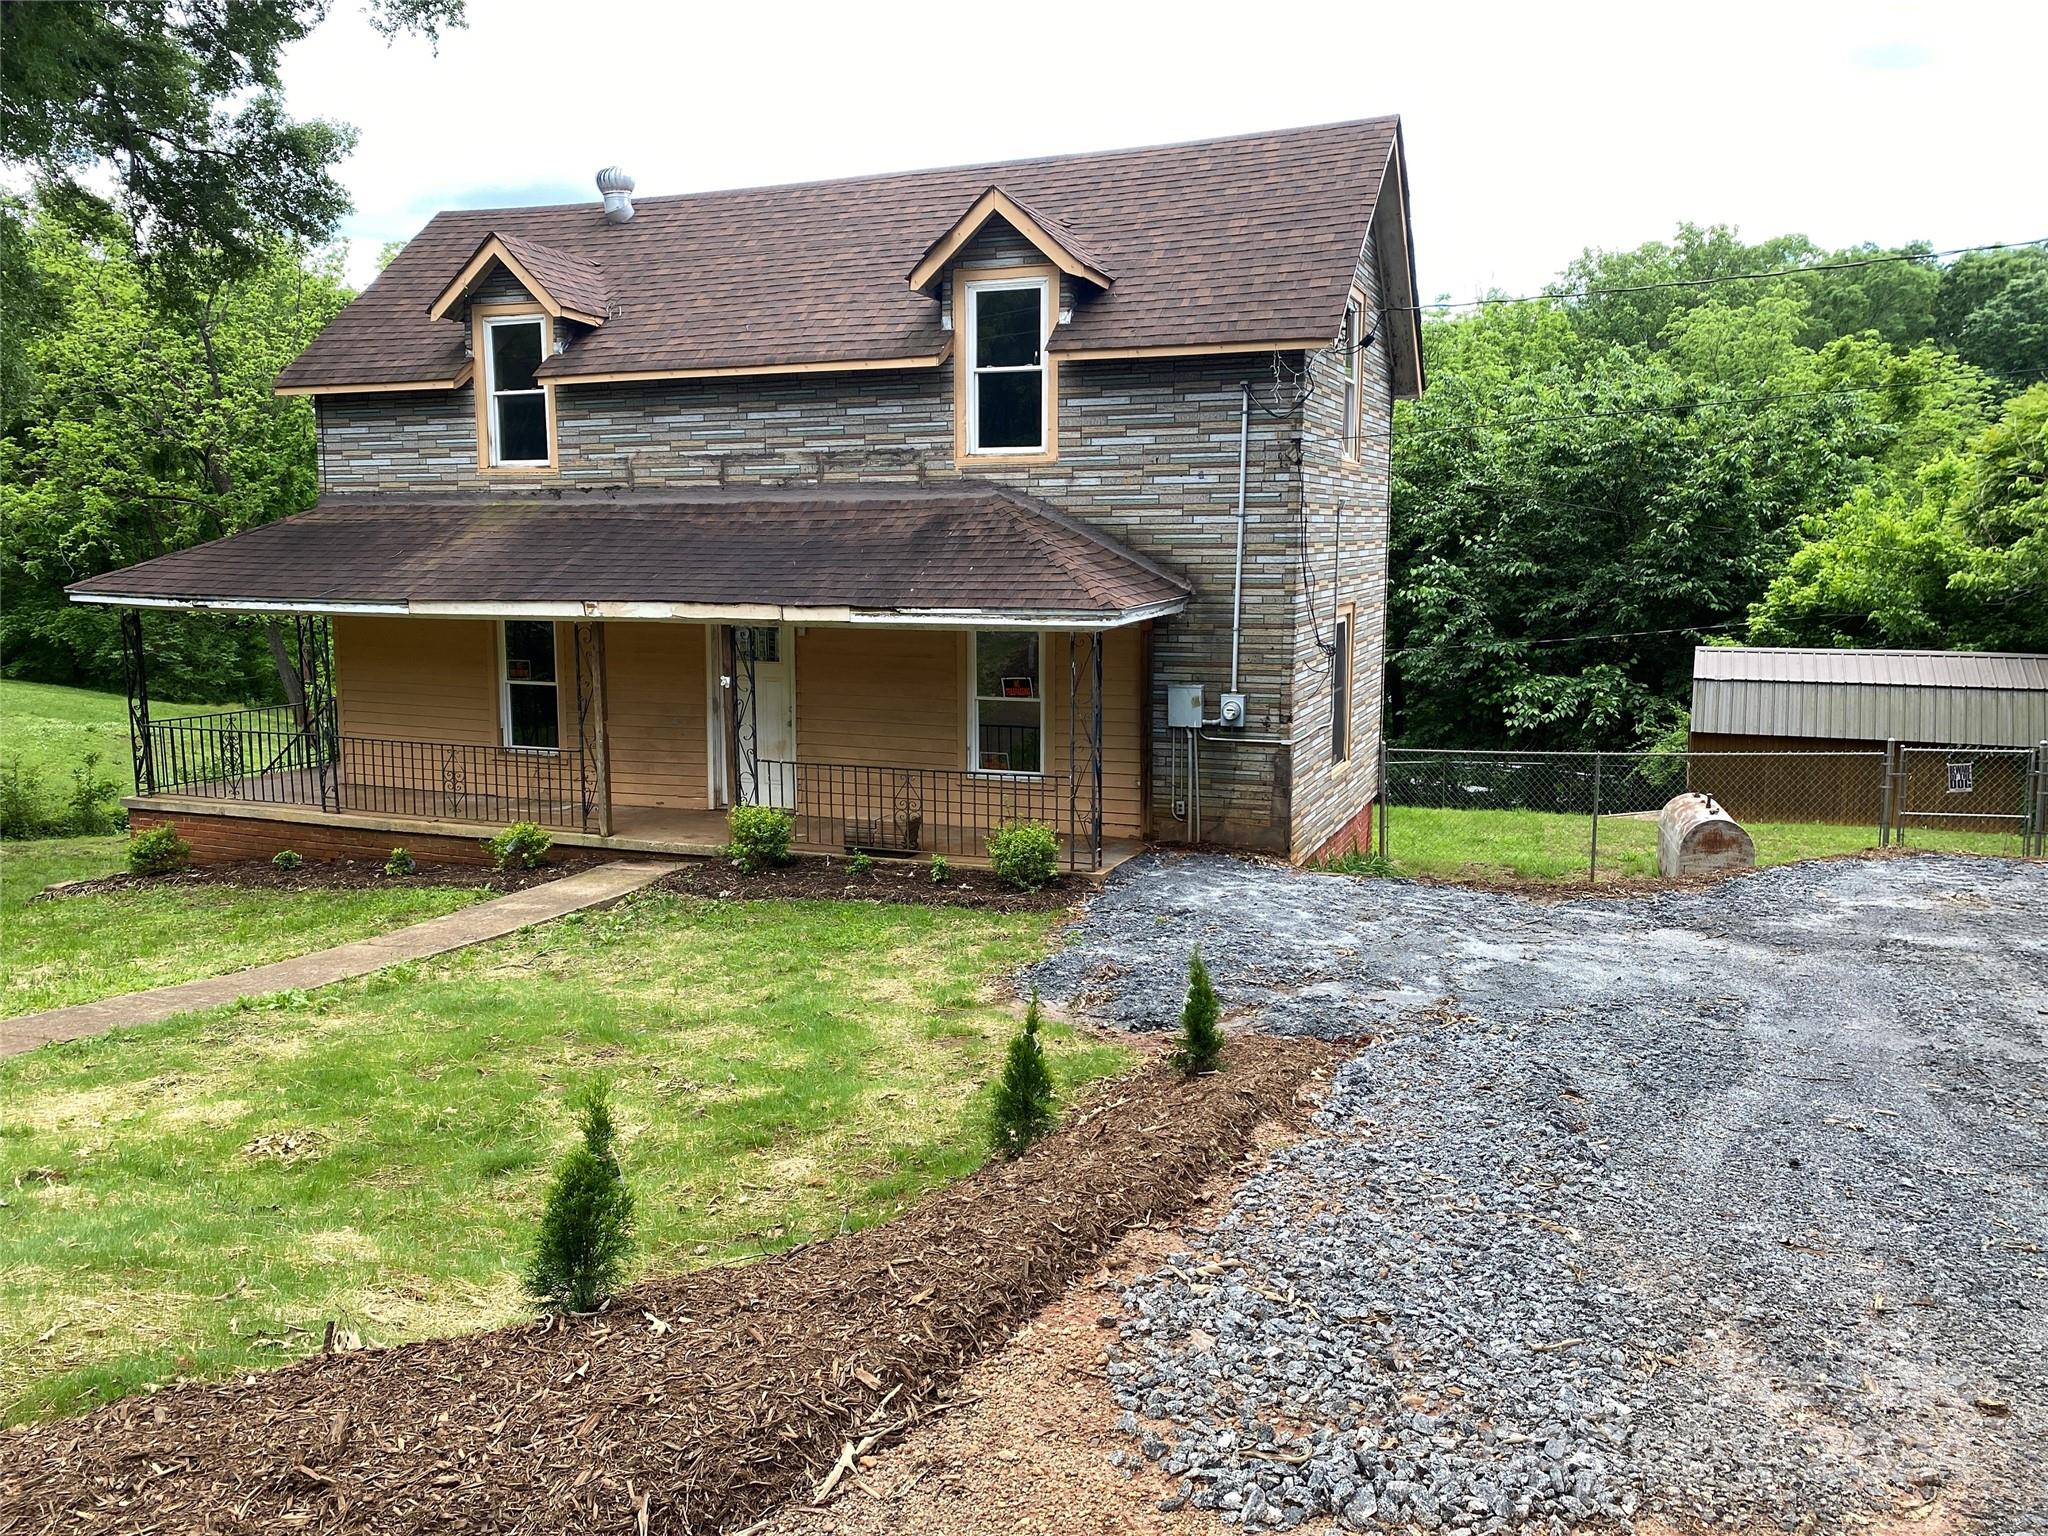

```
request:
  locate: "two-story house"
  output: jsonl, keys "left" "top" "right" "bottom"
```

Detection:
{"left": 71, "top": 118, "right": 1423, "bottom": 871}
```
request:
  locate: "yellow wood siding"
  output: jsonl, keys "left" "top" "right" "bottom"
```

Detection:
{"left": 334, "top": 616, "right": 499, "bottom": 744}
{"left": 604, "top": 622, "right": 709, "bottom": 808}
{"left": 1046, "top": 627, "right": 1146, "bottom": 837}
{"left": 795, "top": 628, "right": 964, "bottom": 768}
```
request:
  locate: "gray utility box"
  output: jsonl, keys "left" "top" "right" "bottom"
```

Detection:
{"left": 1167, "top": 684, "right": 1204, "bottom": 728}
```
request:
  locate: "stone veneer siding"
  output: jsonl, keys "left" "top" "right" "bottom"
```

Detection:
{"left": 314, "top": 240, "right": 1363, "bottom": 854}
{"left": 1288, "top": 228, "right": 1395, "bottom": 859}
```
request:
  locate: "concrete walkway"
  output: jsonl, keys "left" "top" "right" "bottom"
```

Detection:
{"left": 1, "top": 861, "right": 680, "bottom": 1057}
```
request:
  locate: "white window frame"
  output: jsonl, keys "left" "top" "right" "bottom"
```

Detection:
{"left": 483, "top": 314, "right": 551, "bottom": 468}
{"left": 1340, "top": 295, "right": 1363, "bottom": 461}
{"left": 1331, "top": 609, "right": 1353, "bottom": 764}
{"left": 964, "top": 275, "right": 1050, "bottom": 456}
{"left": 498, "top": 618, "right": 561, "bottom": 753}
{"left": 967, "top": 629, "right": 1047, "bottom": 778}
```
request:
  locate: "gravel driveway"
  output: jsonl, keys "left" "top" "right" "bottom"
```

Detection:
{"left": 1028, "top": 854, "right": 2048, "bottom": 1533}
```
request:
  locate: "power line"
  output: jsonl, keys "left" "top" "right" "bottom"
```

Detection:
{"left": 1397, "top": 238, "right": 2048, "bottom": 315}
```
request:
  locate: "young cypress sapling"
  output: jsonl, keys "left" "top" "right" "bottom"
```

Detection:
{"left": 1171, "top": 948, "right": 1224, "bottom": 1076}
{"left": 989, "top": 990, "right": 1057, "bottom": 1157}
{"left": 525, "top": 1079, "right": 635, "bottom": 1313}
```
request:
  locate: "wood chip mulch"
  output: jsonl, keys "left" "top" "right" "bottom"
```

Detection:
{"left": 0, "top": 1038, "right": 1343, "bottom": 1535}
{"left": 654, "top": 856, "right": 1083, "bottom": 912}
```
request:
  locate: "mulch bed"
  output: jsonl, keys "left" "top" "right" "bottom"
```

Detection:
{"left": 0, "top": 1039, "right": 1341, "bottom": 1535}
{"left": 34, "top": 853, "right": 610, "bottom": 902}
{"left": 654, "top": 855, "right": 1082, "bottom": 912}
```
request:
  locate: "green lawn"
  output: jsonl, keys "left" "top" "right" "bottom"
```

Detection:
{"left": 1, "top": 838, "right": 489, "bottom": 1017}
{"left": 0, "top": 678, "right": 250, "bottom": 795}
{"left": 1378, "top": 806, "right": 2021, "bottom": 882}
{"left": 0, "top": 891, "right": 1126, "bottom": 1424}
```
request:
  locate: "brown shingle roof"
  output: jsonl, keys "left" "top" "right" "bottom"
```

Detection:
{"left": 67, "top": 486, "right": 1192, "bottom": 624}
{"left": 275, "top": 117, "right": 1406, "bottom": 391}
{"left": 482, "top": 233, "right": 612, "bottom": 320}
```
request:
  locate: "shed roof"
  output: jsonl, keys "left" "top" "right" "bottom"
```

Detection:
{"left": 65, "top": 486, "right": 1191, "bottom": 629}
{"left": 274, "top": 117, "right": 1418, "bottom": 394}
{"left": 1693, "top": 647, "right": 2048, "bottom": 691}
{"left": 1690, "top": 647, "right": 2048, "bottom": 748}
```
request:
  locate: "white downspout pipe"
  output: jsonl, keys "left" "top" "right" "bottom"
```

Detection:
{"left": 1229, "top": 381, "right": 1250, "bottom": 692}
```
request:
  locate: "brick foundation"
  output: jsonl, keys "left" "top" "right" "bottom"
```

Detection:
{"left": 1305, "top": 795, "right": 1376, "bottom": 864}
{"left": 130, "top": 808, "right": 507, "bottom": 867}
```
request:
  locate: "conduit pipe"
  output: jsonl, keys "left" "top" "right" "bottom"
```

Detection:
{"left": 1229, "top": 381, "right": 1250, "bottom": 693}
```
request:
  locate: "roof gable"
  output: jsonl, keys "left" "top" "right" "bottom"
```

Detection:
{"left": 426, "top": 233, "right": 611, "bottom": 327}
{"left": 275, "top": 117, "right": 1413, "bottom": 394}
{"left": 909, "top": 186, "right": 1114, "bottom": 293}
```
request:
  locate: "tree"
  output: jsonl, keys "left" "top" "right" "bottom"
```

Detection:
{"left": 0, "top": 0, "right": 464, "bottom": 402}
{"left": 526, "top": 1082, "right": 636, "bottom": 1315}
{"left": 1171, "top": 950, "right": 1224, "bottom": 1076}
{"left": 1750, "top": 386, "right": 2048, "bottom": 652}
{"left": 989, "top": 992, "right": 1057, "bottom": 1157}
{"left": 0, "top": 214, "right": 351, "bottom": 697}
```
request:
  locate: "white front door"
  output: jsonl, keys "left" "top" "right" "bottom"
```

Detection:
{"left": 738, "top": 625, "right": 794, "bottom": 807}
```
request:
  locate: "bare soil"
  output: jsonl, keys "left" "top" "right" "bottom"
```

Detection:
{"left": 0, "top": 1040, "right": 1343, "bottom": 1535}
{"left": 655, "top": 855, "right": 1083, "bottom": 912}
{"left": 35, "top": 852, "right": 608, "bottom": 901}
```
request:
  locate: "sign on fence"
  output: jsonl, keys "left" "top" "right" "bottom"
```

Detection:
{"left": 1948, "top": 760, "right": 1974, "bottom": 794}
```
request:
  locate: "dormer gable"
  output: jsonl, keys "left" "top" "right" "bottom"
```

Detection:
{"left": 427, "top": 232, "right": 611, "bottom": 328}
{"left": 909, "top": 186, "right": 1113, "bottom": 295}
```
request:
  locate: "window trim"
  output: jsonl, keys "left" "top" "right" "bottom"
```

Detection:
{"left": 1331, "top": 605, "right": 1355, "bottom": 767}
{"left": 1340, "top": 292, "right": 1364, "bottom": 463}
{"left": 952, "top": 264, "right": 1061, "bottom": 466}
{"left": 966, "top": 628, "right": 1048, "bottom": 779}
{"left": 472, "top": 303, "right": 558, "bottom": 473}
{"left": 498, "top": 618, "right": 563, "bottom": 753}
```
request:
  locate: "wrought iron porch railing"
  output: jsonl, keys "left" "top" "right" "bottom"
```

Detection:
{"left": 752, "top": 759, "right": 1098, "bottom": 870}
{"left": 148, "top": 705, "right": 334, "bottom": 799}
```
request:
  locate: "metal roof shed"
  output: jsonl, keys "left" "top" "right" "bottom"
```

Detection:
{"left": 1690, "top": 647, "right": 2048, "bottom": 748}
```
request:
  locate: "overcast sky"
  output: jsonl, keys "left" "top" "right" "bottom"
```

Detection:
{"left": 279, "top": 0, "right": 2047, "bottom": 300}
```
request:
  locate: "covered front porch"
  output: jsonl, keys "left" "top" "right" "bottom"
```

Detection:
{"left": 75, "top": 483, "right": 1187, "bottom": 875}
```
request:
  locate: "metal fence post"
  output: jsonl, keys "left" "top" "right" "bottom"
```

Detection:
{"left": 1879, "top": 737, "right": 1898, "bottom": 847}
{"left": 1588, "top": 750, "right": 1601, "bottom": 882}
{"left": 2034, "top": 740, "right": 2048, "bottom": 858}
{"left": 1376, "top": 734, "right": 1389, "bottom": 860}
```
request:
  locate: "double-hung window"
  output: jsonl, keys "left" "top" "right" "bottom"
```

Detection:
{"left": 501, "top": 620, "right": 559, "bottom": 750}
{"left": 1340, "top": 295, "right": 1363, "bottom": 460}
{"left": 1331, "top": 610, "right": 1353, "bottom": 763}
{"left": 484, "top": 315, "right": 551, "bottom": 467}
{"left": 965, "top": 277, "right": 1049, "bottom": 454}
{"left": 971, "top": 631, "right": 1042, "bottom": 774}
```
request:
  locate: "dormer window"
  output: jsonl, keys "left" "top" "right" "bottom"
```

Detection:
{"left": 483, "top": 315, "right": 551, "bottom": 467}
{"left": 965, "top": 275, "right": 1050, "bottom": 456}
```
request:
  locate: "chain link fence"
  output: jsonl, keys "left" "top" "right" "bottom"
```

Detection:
{"left": 1375, "top": 742, "right": 2048, "bottom": 881}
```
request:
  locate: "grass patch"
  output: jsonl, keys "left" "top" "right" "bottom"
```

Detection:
{"left": 0, "top": 679, "right": 248, "bottom": 796}
{"left": 0, "top": 891, "right": 1129, "bottom": 1423}
{"left": 1, "top": 838, "right": 488, "bottom": 1017}
{"left": 1377, "top": 806, "right": 2021, "bottom": 882}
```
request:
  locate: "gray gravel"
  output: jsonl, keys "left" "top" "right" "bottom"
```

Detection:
{"left": 1030, "top": 853, "right": 2048, "bottom": 1532}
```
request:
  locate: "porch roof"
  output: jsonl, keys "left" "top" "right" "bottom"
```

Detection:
{"left": 66, "top": 485, "right": 1192, "bottom": 629}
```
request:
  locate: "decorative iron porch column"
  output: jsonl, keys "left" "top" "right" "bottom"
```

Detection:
{"left": 119, "top": 608, "right": 155, "bottom": 795}
{"left": 293, "top": 614, "right": 339, "bottom": 812}
{"left": 573, "top": 621, "right": 614, "bottom": 835}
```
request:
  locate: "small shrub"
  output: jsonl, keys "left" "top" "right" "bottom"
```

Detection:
{"left": 486, "top": 821, "right": 552, "bottom": 871}
{"left": 987, "top": 820, "right": 1060, "bottom": 891}
{"left": 929, "top": 853, "right": 951, "bottom": 884}
{"left": 1317, "top": 841, "right": 1395, "bottom": 878}
{"left": 989, "top": 991, "right": 1058, "bottom": 1158}
{"left": 726, "top": 804, "right": 793, "bottom": 873}
{"left": 0, "top": 758, "right": 53, "bottom": 839}
{"left": 64, "top": 753, "right": 121, "bottom": 836}
{"left": 1170, "top": 948, "right": 1225, "bottom": 1076}
{"left": 271, "top": 848, "right": 304, "bottom": 871}
{"left": 128, "top": 823, "right": 191, "bottom": 876}
{"left": 848, "top": 849, "right": 876, "bottom": 877}
{"left": 384, "top": 846, "right": 416, "bottom": 876}
{"left": 525, "top": 1080, "right": 635, "bottom": 1314}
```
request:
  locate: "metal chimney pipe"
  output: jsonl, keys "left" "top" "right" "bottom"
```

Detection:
{"left": 597, "top": 166, "right": 635, "bottom": 224}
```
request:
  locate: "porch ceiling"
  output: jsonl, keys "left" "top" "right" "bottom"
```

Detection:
{"left": 67, "top": 485, "right": 1191, "bottom": 629}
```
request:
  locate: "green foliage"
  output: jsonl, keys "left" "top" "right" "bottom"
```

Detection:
{"left": 271, "top": 849, "right": 303, "bottom": 871}
{"left": 988, "top": 992, "right": 1058, "bottom": 1158}
{"left": 1170, "top": 949, "right": 1224, "bottom": 1077}
{"left": 986, "top": 820, "right": 1060, "bottom": 891}
{"left": 0, "top": 751, "right": 120, "bottom": 840}
{"left": 62, "top": 753, "right": 122, "bottom": 836}
{"left": 725, "top": 804, "right": 793, "bottom": 873}
{"left": 0, "top": 760, "right": 51, "bottom": 840}
{"left": 1934, "top": 248, "right": 2048, "bottom": 386}
{"left": 127, "top": 823, "right": 190, "bottom": 876}
{"left": 384, "top": 847, "right": 416, "bottom": 877}
{"left": 847, "top": 850, "right": 876, "bottom": 877}
{"left": 1315, "top": 842, "right": 1396, "bottom": 878}
{"left": 524, "top": 1081, "right": 635, "bottom": 1315}
{"left": 1751, "top": 385, "right": 2048, "bottom": 651}
{"left": 486, "top": 822, "right": 552, "bottom": 872}
{"left": 929, "top": 854, "right": 952, "bottom": 884}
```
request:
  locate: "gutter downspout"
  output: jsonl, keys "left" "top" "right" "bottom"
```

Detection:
{"left": 1229, "top": 380, "right": 1250, "bottom": 693}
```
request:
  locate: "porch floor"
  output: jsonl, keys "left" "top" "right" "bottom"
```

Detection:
{"left": 127, "top": 791, "right": 1147, "bottom": 880}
